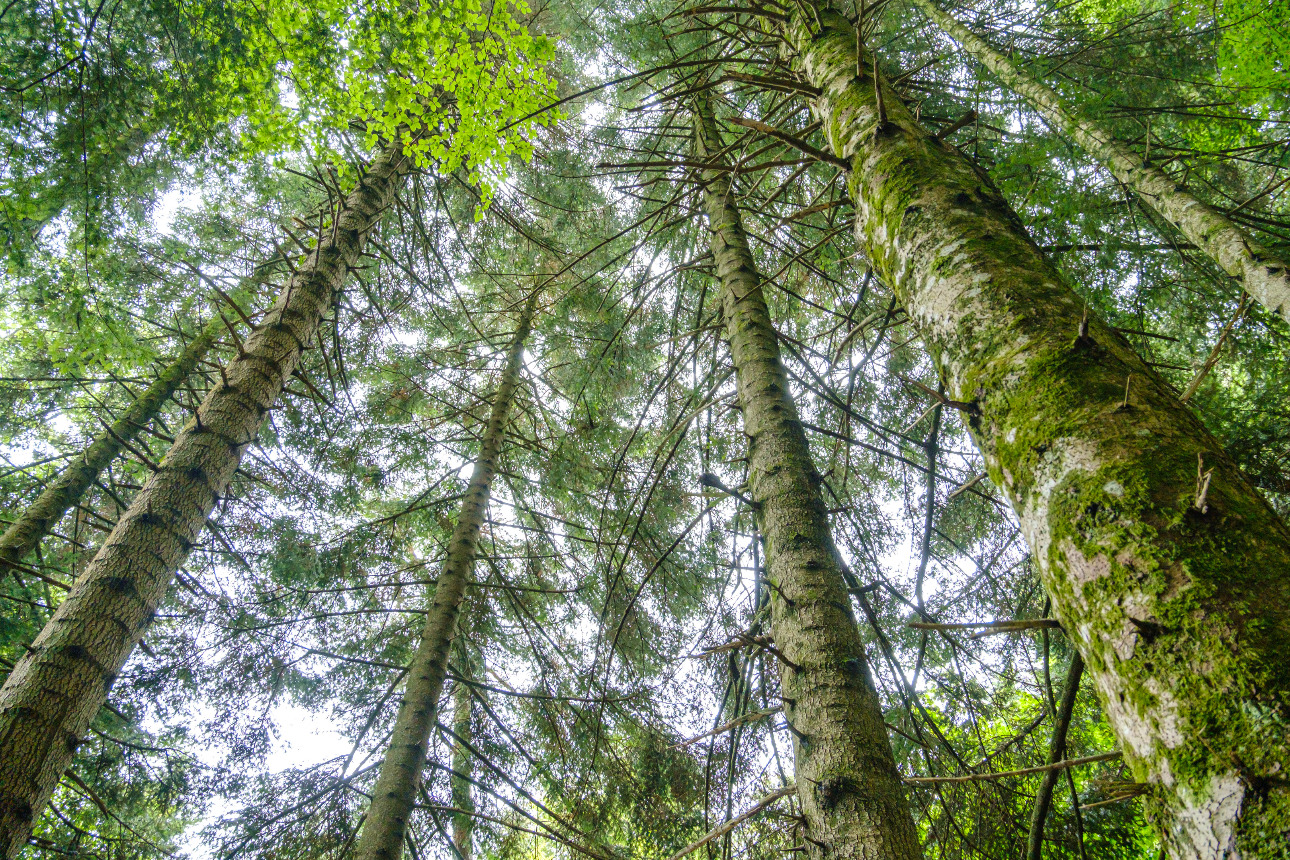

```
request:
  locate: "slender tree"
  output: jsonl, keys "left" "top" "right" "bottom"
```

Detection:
{"left": 909, "top": 0, "right": 1290, "bottom": 324}
{"left": 776, "top": 5, "right": 1290, "bottom": 856}
{"left": 1026, "top": 651, "right": 1084, "bottom": 860}
{"left": 694, "top": 98, "right": 922, "bottom": 860}
{"left": 355, "top": 289, "right": 538, "bottom": 860}
{"left": 450, "top": 636, "right": 476, "bottom": 860}
{"left": 0, "top": 311, "right": 231, "bottom": 578}
{"left": 0, "top": 139, "right": 412, "bottom": 858}
{"left": 7, "top": 1, "right": 1290, "bottom": 855}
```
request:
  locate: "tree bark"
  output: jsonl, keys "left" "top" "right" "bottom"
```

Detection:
{"left": 354, "top": 290, "right": 537, "bottom": 860}
{"left": 1025, "top": 651, "right": 1084, "bottom": 860}
{"left": 780, "top": 7, "right": 1290, "bottom": 858}
{"left": 0, "top": 316, "right": 220, "bottom": 575}
{"left": 0, "top": 140, "right": 412, "bottom": 859}
{"left": 909, "top": 0, "right": 1290, "bottom": 325}
{"left": 694, "top": 98, "right": 922, "bottom": 860}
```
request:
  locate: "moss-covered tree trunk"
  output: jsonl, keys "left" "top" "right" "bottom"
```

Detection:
{"left": 779, "top": 7, "right": 1290, "bottom": 857}
{"left": 694, "top": 99, "right": 921, "bottom": 860}
{"left": 0, "top": 141, "right": 413, "bottom": 859}
{"left": 909, "top": 0, "right": 1290, "bottom": 324}
{"left": 0, "top": 316, "right": 220, "bottom": 575}
{"left": 355, "top": 291, "right": 536, "bottom": 860}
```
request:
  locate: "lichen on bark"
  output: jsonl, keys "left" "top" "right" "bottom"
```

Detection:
{"left": 781, "top": 6, "right": 1290, "bottom": 857}
{"left": 909, "top": 0, "right": 1290, "bottom": 325}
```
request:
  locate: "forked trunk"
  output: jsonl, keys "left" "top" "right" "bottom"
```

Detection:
{"left": 695, "top": 98, "right": 922, "bottom": 860}
{"left": 780, "top": 7, "right": 1290, "bottom": 856}
{"left": 355, "top": 290, "right": 537, "bottom": 860}
{"left": 0, "top": 140, "right": 412, "bottom": 858}
{"left": 911, "top": 0, "right": 1290, "bottom": 324}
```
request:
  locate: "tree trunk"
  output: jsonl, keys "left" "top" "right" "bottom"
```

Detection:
{"left": 0, "top": 140, "right": 412, "bottom": 859}
{"left": 355, "top": 290, "right": 537, "bottom": 860}
{"left": 0, "top": 316, "right": 220, "bottom": 575}
{"left": 694, "top": 98, "right": 922, "bottom": 860}
{"left": 780, "top": 7, "right": 1290, "bottom": 857}
{"left": 1025, "top": 651, "right": 1084, "bottom": 860}
{"left": 910, "top": 0, "right": 1290, "bottom": 325}
{"left": 451, "top": 637, "right": 475, "bottom": 860}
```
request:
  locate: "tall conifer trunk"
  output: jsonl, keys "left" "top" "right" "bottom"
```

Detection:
{"left": 0, "top": 141, "right": 412, "bottom": 859}
{"left": 910, "top": 0, "right": 1290, "bottom": 324}
{"left": 694, "top": 99, "right": 921, "bottom": 860}
{"left": 355, "top": 290, "right": 537, "bottom": 860}
{"left": 778, "top": 7, "right": 1290, "bottom": 856}
{"left": 0, "top": 316, "right": 220, "bottom": 575}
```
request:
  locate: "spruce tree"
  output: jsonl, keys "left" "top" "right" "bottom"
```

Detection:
{"left": 0, "top": 139, "right": 414, "bottom": 857}
{"left": 694, "top": 96, "right": 920, "bottom": 860}
{"left": 356, "top": 289, "right": 538, "bottom": 860}
{"left": 777, "top": 4, "right": 1290, "bottom": 855}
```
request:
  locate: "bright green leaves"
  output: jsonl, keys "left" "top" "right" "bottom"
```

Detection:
{"left": 199, "top": 0, "right": 560, "bottom": 212}
{"left": 1204, "top": 0, "right": 1289, "bottom": 93}
{"left": 0, "top": 256, "right": 156, "bottom": 379}
{"left": 1072, "top": 0, "right": 1288, "bottom": 105}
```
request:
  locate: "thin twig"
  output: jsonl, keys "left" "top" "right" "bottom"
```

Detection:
{"left": 1181, "top": 294, "right": 1248, "bottom": 402}
{"left": 663, "top": 785, "right": 796, "bottom": 860}
{"left": 904, "top": 751, "right": 1120, "bottom": 784}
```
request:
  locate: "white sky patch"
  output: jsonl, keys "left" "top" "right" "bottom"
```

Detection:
{"left": 0, "top": 438, "right": 61, "bottom": 472}
{"left": 579, "top": 99, "right": 608, "bottom": 130}
{"left": 174, "top": 694, "right": 362, "bottom": 857}
{"left": 265, "top": 701, "right": 353, "bottom": 771}
{"left": 1116, "top": 270, "right": 1140, "bottom": 302}
{"left": 280, "top": 86, "right": 300, "bottom": 112}
{"left": 0, "top": 413, "right": 81, "bottom": 472}
{"left": 390, "top": 328, "right": 424, "bottom": 347}
{"left": 649, "top": 252, "right": 672, "bottom": 278}
{"left": 154, "top": 185, "right": 200, "bottom": 236}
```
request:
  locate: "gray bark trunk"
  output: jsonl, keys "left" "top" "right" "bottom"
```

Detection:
{"left": 695, "top": 99, "right": 922, "bottom": 860}
{"left": 0, "top": 140, "right": 412, "bottom": 859}
{"left": 0, "top": 317, "right": 219, "bottom": 574}
{"left": 354, "top": 290, "right": 537, "bottom": 860}
{"left": 781, "top": 7, "right": 1290, "bottom": 857}
{"left": 910, "top": 0, "right": 1290, "bottom": 324}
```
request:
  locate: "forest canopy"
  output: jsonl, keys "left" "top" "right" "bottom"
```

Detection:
{"left": 1, "top": 1, "right": 1288, "bottom": 860}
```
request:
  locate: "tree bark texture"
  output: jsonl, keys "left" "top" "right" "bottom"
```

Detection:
{"left": 0, "top": 316, "right": 219, "bottom": 574}
{"left": 694, "top": 99, "right": 922, "bottom": 860}
{"left": 781, "top": 7, "right": 1290, "bottom": 857}
{"left": 354, "top": 290, "right": 536, "bottom": 860}
{"left": 1025, "top": 651, "right": 1084, "bottom": 860}
{"left": 910, "top": 0, "right": 1290, "bottom": 325}
{"left": 0, "top": 141, "right": 412, "bottom": 859}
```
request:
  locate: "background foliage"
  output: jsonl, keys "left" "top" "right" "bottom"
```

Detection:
{"left": 2, "top": 0, "right": 1286, "bottom": 858}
